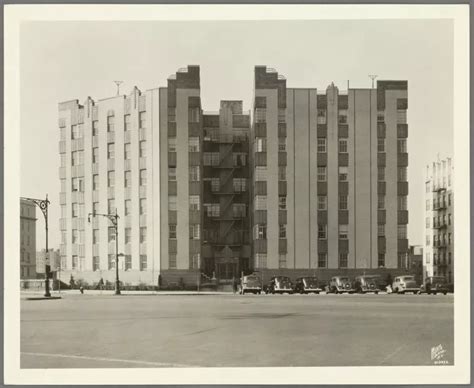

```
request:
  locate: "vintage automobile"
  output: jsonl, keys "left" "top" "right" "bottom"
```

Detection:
{"left": 293, "top": 277, "right": 322, "bottom": 294}
{"left": 240, "top": 274, "right": 262, "bottom": 295}
{"left": 264, "top": 276, "right": 293, "bottom": 294}
{"left": 419, "top": 276, "right": 449, "bottom": 295}
{"left": 329, "top": 276, "right": 355, "bottom": 294}
{"left": 392, "top": 275, "right": 419, "bottom": 294}
{"left": 353, "top": 275, "right": 380, "bottom": 294}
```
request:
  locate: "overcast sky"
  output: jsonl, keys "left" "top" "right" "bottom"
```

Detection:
{"left": 20, "top": 19, "right": 453, "bottom": 249}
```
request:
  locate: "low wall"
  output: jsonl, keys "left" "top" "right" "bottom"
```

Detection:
{"left": 58, "top": 270, "right": 160, "bottom": 287}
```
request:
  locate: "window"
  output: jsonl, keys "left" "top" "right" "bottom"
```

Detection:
{"left": 93, "top": 229, "right": 99, "bottom": 244}
{"left": 426, "top": 199, "right": 430, "bottom": 210}
{"left": 254, "top": 224, "right": 267, "bottom": 240}
{"left": 317, "top": 167, "right": 327, "bottom": 182}
{"left": 124, "top": 200, "right": 131, "bottom": 216}
{"left": 318, "top": 253, "right": 327, "bottom": 268}
{"left": 169, "top": 254, "right": 177, "bottom": 269}
{"left": 190, "top": 224, "right": 201, "bottom": 240}
{"left": 278, "top": 138, "right": 286, "bottom": 151}
{"left": 107, "top": 115, "right": 115, "bottom": 132}
{"left": 168, "top": 196, "right": 177, "bottom": 211}
{"left": 318, "top": 196, "right": 327, "bottom": 210}
{"left": 139, "top": 112, "right": 146, "bottom": 129}
{"left": 278, "top": 166, "right": 286, "bottom": 181}
{"left": 255, "top": 108, "right": 266, "bottom": 123}
{"left": 140, "top": 227, "right": 147, "bottom": 243}
{"left": 255, "top": 253, "right": 267, "bottom": 269}
{"left": 121, "top": 143, "right": 130, "bottom": 160}
{"left": 124, "top": 170, "right": 131, "bottom": 188}
{"left": 448, "top": 233, "right": 452, "bottom": 245}
{"left": 124, "top": 255, "right": 132, "bottom": 271}
{"left": 279, "top": 224, "right": 287, "bottom": 239}
{"left": 168, "top": 138, "right": 177, "bottom": 152}
{"left": 278, "top": 109, "right": 286, "bottom": 123}
{"left": 232, "top": 203, "right": 246, "bottom": 218}
{"left": 188, "top": 137, "right": 200, "bottom": 152}
{"left": 108, "top": 227, "right": 116, "bottom": 242}
{"left": 72, "top": 229, "right": 79, "bottom": 244}
{"left": 339, "top": 196, "right": 348, "bottom": 210}
{"left": 433, "top": 253, "right": 437, "bottom": 265}
{"left": 125, "top": 228, "right": 132, "bottom": 244}
{"left": 426, "top": 252, "right": 430, "bottom": 264}
{"left": 91, "top": 147, "right": 98, "bottom": 165}
{"left": 93, "top": 202, "right": 99, "bottom": 215}
{"left": 255, "top": 195, "right": 267, "bottom": 211}
{"left": 168, "top": 108, "right": 176, "bottom": 123}
{"left": 189, "top": 166, "right": 200, "bottom": 182}
{"left": 378, "top": 139, "right": 385, "bottom": 153}
{"left": 255, "top": 167, "right": 267, "bottom": 181}
{"left": 233, "top": 178, "right": 246, "bottom": 192}
{"left": 108, "top": 199, "right": 115, "bottom": 214}
{"left": 398, "top": 139, "right": 407, "bottom": 153}
{"left": 72, "top": 203, "right": 78, "bottom": 218}
{"left": 189, "top": 195, "right": 200, "bottom": 211}
{"left": 398, "top": 225, "right": 407, "bottom": 239}
{"left": 211, "top": 178, "right": 220, "bottom": 192}
{"left": 426, "top": 217, "right": 430, "bottom": 228}
{"left": 107, "top": 143, "right": 115, "bottom": 159}
{"left": 279, "top": 196, "right": 287, "bottom": 210}
{"left": 189, "top": 107, "right": 200, "bottom": 123}
{"left": 448, "top": 214, "right": 452, "bottom": 225}
{"left": 92, "top": 120, "right": 99, "bottom": 136}
{"left": 72, "top": 255, "right": 79, "bottom": 270}
{"left": 204, "top": 203, "right": 220, "bottom": 217}
{"left": 398, "top": 167, "right": 407, "bottom": 181}
{"left": 398, "top": 196, "right": 407, "bottom": 211}
{"left": 124, "top": 114, "right": 131, "bottom": 131}
{"left": 378, "top": 254, "right": 385, "bottom": 268}
{"left": 71, "top": 151, "right": 84, "bottom": 166}
{"left": 93, "top": 256, "right": 100, "bottom": 271}
{"left": 318, "top": 224, "right": 327, "bottom": 239}
{"left": 377, "top": 111, "right": 385, "bottom": 123}
{"left": 378, "top": 224, "right": 385, "bottom": 236}
{"left": 169, "top": 224, "right": 177, "bottom": 239}
{"left": 339, "top": 253, "right": 348, "bottom": 268}
{"left": 448, "top": 194, "right": 452, "bottom": 206}
{"left": 448, "top": 252, "right": 452, "bottom": 264}
{"left": 339, "top": 224, "right": 348, "bottom": 239}
{"left": 338, "top": 110, "right": 348, "bottom": 124}
{"left": 255, "top": 137, "right": 267, "bottom": 152}
{"left": 426, "top": 235, "right": 430, "bottom": 245}
{"left": 139, "top": 198, "right": 146, "bottom": 215}
{"left": 378, "top": 167, "right": 385, "bottom": 181}
{"left": 378, "top": 196, "right": 385, "bottom": 210}
{"left": 233, "top": 152, "right": 246, "bottom": 167}
{"left": 139, "top": 169, "right": 147, "bottom": 186}
{"left": 108, "top": 171, "right": 115, "bottom": 187}
{"left": 279, "top": 254, "right": 287, "bottom": 269}
{"left": 190, "top": 253, "right": 200, "bottom": 270}
{"left": 339, "top": 166, "right": 348, "bottom": 181}
{"left": 72, "top": 177, "right": 84, "bottom": 192}
{"left": 204, "top": 152, "right": 220, "bottom": 166}
{"left": 108, "top": 255, "right": 116, "bottom": 270}
{"left": 339, "top": 139, "right": 348, "bottom": 153}
{"left": 317, "top": 109, "right": 326, "bottom": 124}
{"left": 168, "top": 167, "right": 176, "bottom": 181}
{"left": 397, "top": 109, "right": 407, "bottom": 124}
{"left": 71, "top": 124, "right": 83, "bottom": 140}
{"left": 317, "top": 138, "right": 327, "bottom": 153}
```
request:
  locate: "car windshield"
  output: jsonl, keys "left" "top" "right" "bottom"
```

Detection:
{"left": 431, "top": 277, "right": 446, "bottom": 283}
{"left": 402, "top": 276, "right": 415, "bottom": 281}
{"left": 304, "top": 278, "right": 319, "bottom": 287}
{"left": 277, "top": 277, "right": 291, "bottom": 286}
{"left": 245, "top": 276, "right": 260, "bottom": 283}
{"left": 339, "top": 277, "right": 349, "bottom": 282}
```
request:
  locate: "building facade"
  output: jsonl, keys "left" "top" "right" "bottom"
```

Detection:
{"left": 408, "top": 245, "right": 423, "bottom": 285}
{"left": 58, "top": 65, "right": 410, "bottom": 286}
{"left": 36, "top": 248, "right": 61, "bottom": 277}
{"left": 20, "top": 199, "right": 37, "bottom": 279}
{"left": 423, "top": 157, "right": 454, "bottom": 283}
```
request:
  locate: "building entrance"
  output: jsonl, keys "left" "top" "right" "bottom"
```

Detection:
{"left": 217, "top": 261, "right": 238, "bottom": 281}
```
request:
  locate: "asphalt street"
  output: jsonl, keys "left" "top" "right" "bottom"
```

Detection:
{"left": 21, "top": 293, "right": 453, "bottom": 368}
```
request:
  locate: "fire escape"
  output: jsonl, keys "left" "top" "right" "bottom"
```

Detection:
{"left": 432, "top": 185, "right": 448, "bottom": 275}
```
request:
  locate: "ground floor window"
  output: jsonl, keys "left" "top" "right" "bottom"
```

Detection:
{"left": 339, "top": 253, "right": 348, "bottom": 268}
{"left": 279, "top": 254, "right": 287, "bottom": 269}
{"left": 140, "top": 255, "right": 147, "bottom": 271}
{"left": 378, "top": 253, "right": 385, "bottom": 268}
{"left": 255, "top": 253, "right": 267, "bottom": 269}
{"left": 169, "top": 254, "right": 177, "bottom": 269}
{"left": 318, "top": 253, "right": 327, "bottom": 268}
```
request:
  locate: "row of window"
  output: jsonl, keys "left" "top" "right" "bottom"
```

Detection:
{"left": 426, "top": 214, "right": 452, "bottom": 228}
{"left": 66, "top": 198, "right": 146, "bottom": 219}
{"left": 425, "top": 233, "right": 453, "bottom": 245}
{"left": 69, "top": 169, "right": 148, "bottom": 192}
{"left": 69, "top": 253, "right": 148, "bottom": 271}
{"left": 167, "top": 107, "right": 200, "bottom": 124}
{"left": 425, "top": 252, "right": 453, "bottom": 265}
{"left": 66, "top": 226, "right": 148, "bottom": 245}
{"left": 203, "top": 152, "right": 247, "bottom": 166}
{"left": 68, "top": 141, "right": 147, "bottom": 167}
{"left": 165, "top": 253, "right": 200, "bottom": 270}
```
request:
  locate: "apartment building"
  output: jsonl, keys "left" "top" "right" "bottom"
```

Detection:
{"left": 58, "top": 86, "right": 161, "bottom": 286}
{"left": 423, "top": 157, "right": 454, "bottom": 283}
{"left": 20, "top": 199, "right": 37, "bottom": 279}
{"left": 250, "top": 66, "right": 409, "bottom": 280}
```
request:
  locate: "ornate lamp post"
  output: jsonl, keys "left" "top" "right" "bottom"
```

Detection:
{"left": 20, "top": 195, "right": 51, "bottom": 297}
{"left": 88, "top": 209, "right": 121, "bottom": 295}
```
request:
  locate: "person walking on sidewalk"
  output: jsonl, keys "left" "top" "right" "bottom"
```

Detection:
{"left": 232, "top": 276, "right": 238, "bottom": 295}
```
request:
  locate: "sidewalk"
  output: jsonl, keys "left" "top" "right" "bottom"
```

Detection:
{"left": 21, "top": 289, "right": 234, "bottom": 298}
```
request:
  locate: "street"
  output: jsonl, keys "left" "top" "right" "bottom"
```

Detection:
{"left": 21, "top": 293, "right": 454, "bottom": 368}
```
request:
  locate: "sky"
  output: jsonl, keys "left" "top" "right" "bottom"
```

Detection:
{"left": 20, "top": 19, "right": 453, "bottom": 249}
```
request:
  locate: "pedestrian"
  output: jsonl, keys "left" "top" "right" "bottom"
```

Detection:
{"left": 79, "top": 286, "right": 84, "bottom": 294}
{"left": 98, "top": 277, "right": 104, "bottom": 290}
{"left": 232, "top": 277, "right": 238, "bottom": 295}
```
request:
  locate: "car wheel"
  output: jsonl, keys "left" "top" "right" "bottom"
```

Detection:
{"left": 375, "top": 291, "right": 379, "bottom": 295}
{"left": 443, "top": 292, "right": 447, "bottom": 295}
{"left": 434, "top": 292, "right": 437, "bottom": 295}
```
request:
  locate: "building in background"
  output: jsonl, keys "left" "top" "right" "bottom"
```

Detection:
{"left": 408, "top": 245, "right": 423, "bottom": 285}
{"left": 36, "top": 248, "right": 60, "bottom": 278}
{"left": 250, "top": 66, "right": 409, "bottom": 279}
{"left": 423, "top": 157, "right": 454, "bottom": 283}
{"left": 20, "top": 199, "right": 37, "bottom": 279}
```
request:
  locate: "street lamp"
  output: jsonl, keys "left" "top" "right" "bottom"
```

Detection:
{"left": 20, "top": 195, "right": 51, "bottom": 297}
{"left": 88, "top": 208, "right": 121, "bottom": 295}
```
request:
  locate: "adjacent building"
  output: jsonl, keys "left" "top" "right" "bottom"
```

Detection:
{"left": 58, "top": 65, "right": 410, "bottom": 286}
{"left": 423, "top": 157, "right": 454, "bottom": 283}
{"left": 36, "top": 248, "right": 61, "bottom": 277}
{"left": 408, "top": 245, "right": 423, "bottom": 285}
{"left": 20, "top": 199, "right": 37, "bottom": 279}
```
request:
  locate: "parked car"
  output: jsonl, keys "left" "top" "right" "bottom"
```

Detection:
{"left": 353, "top": 275, "right": 380, "bottom": 294}
{"left": 293, "top": 277, "right": 322, "bottom": 294}
{"left": 329, "top": 276, "right": 355, "bottom": 294}
{"left": 392, "top": 275, "right": 419, "bottom": 294}
{"left": 240, "top": 274, "right": 262, "bottom": 294}
{"left": 419, "top": 276, "right": 449, "bottom": 295}
{"left": 264, "top": 276, "right": 293, "bottom": 294}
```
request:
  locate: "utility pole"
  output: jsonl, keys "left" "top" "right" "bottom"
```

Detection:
{"left": 113, "top": 81, "right": 123, "bottom": 96}
{"left": 368, "top": 75, "right": 378, "bottom": 89}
